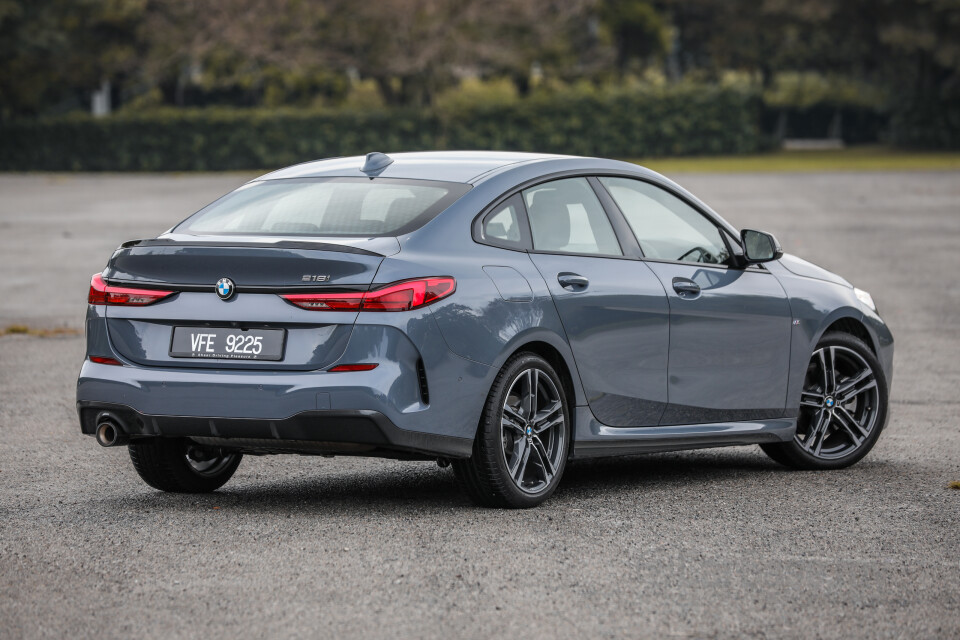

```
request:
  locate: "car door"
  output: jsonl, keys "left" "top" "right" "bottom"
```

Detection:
{"left": 597, "top": 176, "right": 792, "bottom": 426}
{"left": 518, "top": 177, "right": 670, "bottom": 427}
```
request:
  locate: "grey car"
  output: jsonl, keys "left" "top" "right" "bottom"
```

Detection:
{"left": 78, "top": 151, "right": 893, "bottom": 508}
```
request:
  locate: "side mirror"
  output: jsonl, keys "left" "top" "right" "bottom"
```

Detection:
{"left": 740, "top": 229, "right": 782, "bottom": 263}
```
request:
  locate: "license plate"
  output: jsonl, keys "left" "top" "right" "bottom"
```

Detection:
{"left": 170, "top": 327, "right": 285, "bottom": 361}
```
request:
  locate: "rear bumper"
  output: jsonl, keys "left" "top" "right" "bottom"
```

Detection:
{"left": 78, "top": 401, "right": 472, "bottom": 458}
{"left": 77, "top": 314, "right": 495, "bottom": 456}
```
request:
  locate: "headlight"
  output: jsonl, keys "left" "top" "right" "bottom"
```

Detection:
{"left": 854, "top": 287, "right": 876, "bottom": 312}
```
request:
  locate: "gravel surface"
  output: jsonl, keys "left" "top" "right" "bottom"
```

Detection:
{"left": 0, "top": 171, "right": 958, "bottom": 639}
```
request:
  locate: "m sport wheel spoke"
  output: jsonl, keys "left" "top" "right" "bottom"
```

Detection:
{"left": 530, "top": 436, "right": 555, "bottom": 484}
{"left": 800, "top": 390, "right": 825, "bottom": 408}
{"left": 533, "top": 399, "right": 563, "bottom": 434}
{"left": 501, "top": 410, "right": 526, "bottom": 435}
{"left": 523, "top": 369, "right": 539, "bottom": 419}
{"left": 510, "top": 440, "right": 531, "bottom": 483}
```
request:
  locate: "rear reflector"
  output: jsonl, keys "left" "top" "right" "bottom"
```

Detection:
{"left": 89, "top": 356, "right": 122, "bottom": 366}
{"left": 328, "top": 363, "right": 379, "bottom": 372}
{"left": 282, "top": 277, "right": 455, "bottom": 312}
{"left": 88, "top": 274, "right": 174, "bottom": 307}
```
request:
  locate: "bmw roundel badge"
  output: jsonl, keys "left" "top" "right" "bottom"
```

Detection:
{"left": 215, "top": 277, "right": 235, "bottom": 300}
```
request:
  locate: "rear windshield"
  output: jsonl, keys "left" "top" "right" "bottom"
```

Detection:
{"left": 175, "top": 177, "right": 470, "bottom": 237}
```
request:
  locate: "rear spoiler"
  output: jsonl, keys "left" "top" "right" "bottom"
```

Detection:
{"left": 121, "top": 237, "right": 386, "bottom": 257}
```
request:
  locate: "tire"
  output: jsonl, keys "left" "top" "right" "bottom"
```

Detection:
{"left": 128, "top": 438, "right": 241, "bottom": 493}
{"left": 761, "top": 332, "right": 888, "bottom": 470}
{"left": 453, "top": 352, "right": 570, "bottom": 508}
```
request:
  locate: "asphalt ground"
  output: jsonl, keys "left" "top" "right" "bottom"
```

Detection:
{"left": 0, "top": 171, "right": 958, "bottom": 639}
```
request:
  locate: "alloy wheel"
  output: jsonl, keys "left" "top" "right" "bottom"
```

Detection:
{"left": 796, "top": 345, "right": 880, "bottom": 459}
{"left": 499, "top": 367, "right": 566, "bottom": 494}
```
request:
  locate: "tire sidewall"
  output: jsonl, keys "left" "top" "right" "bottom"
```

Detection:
{"left": 129, "top": 437, "right": 242, "bottom": 493}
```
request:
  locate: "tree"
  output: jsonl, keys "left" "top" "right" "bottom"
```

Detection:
{"left": 598, "top": 0, "right": 669, "bottom": 76}
{"left": 0, "top": 0, "right": 144, "bottom": 118}
{"left": 459, "top": 0, "right": 609, "bottom": 95}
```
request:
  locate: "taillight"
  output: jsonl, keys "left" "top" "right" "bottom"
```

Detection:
{"left": 89, "top": 356, "right": 122, "bottom": 366}
{"left": 280, "top": 291, "right": 364, "bottom": 311}
{"left": 88, "top": 273, "right": 174, "bottom": 306}
{"left": 282, "top": 277, "right": 456, "bottom": 312}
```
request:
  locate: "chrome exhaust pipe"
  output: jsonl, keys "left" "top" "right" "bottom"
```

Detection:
{"left": 95, "top": 419, "right": 127, "bottom": 447}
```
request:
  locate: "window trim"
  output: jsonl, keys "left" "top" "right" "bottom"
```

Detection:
{"left": 586, "top": 176, "right": 643, "bottom": 258}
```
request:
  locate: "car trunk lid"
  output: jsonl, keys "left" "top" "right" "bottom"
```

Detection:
{"left": 101, "top": 235, "right": 395, "bottom": 370}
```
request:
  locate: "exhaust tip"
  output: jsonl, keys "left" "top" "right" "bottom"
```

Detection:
{"left": 95, "top": 421, "right": 120, "bottom": 447}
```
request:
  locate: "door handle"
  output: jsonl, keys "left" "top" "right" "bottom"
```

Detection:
{"left": 557, "top": 273, "right": 589, "bottom": 290}
{"left": 672, "top": 277, "right": 700, "bottom": 298}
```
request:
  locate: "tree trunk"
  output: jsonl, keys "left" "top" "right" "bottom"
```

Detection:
{"left": 512, "top": 73, "right": 531, "bottom": 98}
{"left": 374, "top": 76, "right": 400, "bottom": 106}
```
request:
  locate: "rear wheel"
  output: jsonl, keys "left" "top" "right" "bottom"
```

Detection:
{"left": 761, "top": 332, "right": 887, "bottom": 470}
{"left": 128, "top": 438, "right": 241, "bottom": 493}
{"left": 454, "top": 353, "right": 570, "bottom": 508}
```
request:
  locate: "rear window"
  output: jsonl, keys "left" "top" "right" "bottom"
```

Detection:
{"left": 176, "top": 177, "right": 470, "bottom": 237}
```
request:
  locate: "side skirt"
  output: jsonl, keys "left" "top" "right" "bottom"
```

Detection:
{"left": 571, "top": 406, "right": 796, "bottom": 459}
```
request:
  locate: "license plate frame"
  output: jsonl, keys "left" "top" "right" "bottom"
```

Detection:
{"left": 169, "top": 327, "right": 286, "bottom": 361}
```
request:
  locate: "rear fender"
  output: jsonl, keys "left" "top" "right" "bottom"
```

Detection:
{"left": 373, "top": 251, "right": 586, "bottom": 406}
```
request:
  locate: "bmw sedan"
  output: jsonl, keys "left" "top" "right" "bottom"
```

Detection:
{"left": 78, "top": 151, "right": 893, "bottom": 508}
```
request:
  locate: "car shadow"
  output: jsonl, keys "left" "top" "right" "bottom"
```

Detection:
{"left": 89, "top": 446, "right": 898, "bottom": 518}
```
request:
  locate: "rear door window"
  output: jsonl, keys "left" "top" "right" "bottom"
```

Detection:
{"left": 522, "top": 178, "right": 622, "bottom": 256}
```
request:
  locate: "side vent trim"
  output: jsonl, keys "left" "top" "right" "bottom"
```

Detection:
{"left": 416, "top": 359, "right": 430, "bottom": 405}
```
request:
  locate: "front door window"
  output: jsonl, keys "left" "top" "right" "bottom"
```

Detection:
{"left": 599, "top": 177, "right": 729, "bottom": 264}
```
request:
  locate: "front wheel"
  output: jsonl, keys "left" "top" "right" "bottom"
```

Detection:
{"left": 761, "top": 332, "right": 888, "bottom": 470}
{"left": 454, "top": 353, "right": 570, "bottom": 508}
{"left": 128, "top": 438, "right": 242, "bottom": 493}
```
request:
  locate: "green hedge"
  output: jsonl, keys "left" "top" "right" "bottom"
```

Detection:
{"left": 0, "top": 86, "right": 763, "bottom": 171}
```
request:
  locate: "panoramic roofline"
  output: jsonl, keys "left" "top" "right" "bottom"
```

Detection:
{"left": 256, "top": 150, "right": 571, "bottom": 184}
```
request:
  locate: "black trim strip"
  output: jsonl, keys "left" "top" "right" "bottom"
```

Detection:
{"left": 77, "top": 402, "right": 473, "bottom": 458}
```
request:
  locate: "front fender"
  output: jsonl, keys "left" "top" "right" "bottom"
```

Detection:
{"left": 768, "top": 259, "right": 894, "bottom": 414}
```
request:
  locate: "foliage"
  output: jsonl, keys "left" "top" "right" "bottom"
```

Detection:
{"left": 1, "top": 0, "right": 958, "bottom": 149}
{"left": 598, "top": 0, "right": 670, "bottom": 76}
{"left": 0, "top": 86, "right": 763, "bottom": 171}
{"left": 888, "top": 98, "right": 960, "bottom": 149}
{"left": 0, "top": 0, "right": 144, "bottom": 117}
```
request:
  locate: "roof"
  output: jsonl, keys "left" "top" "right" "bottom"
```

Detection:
{"left": 257, "top": 151, "right": 566, "bottom": 184}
